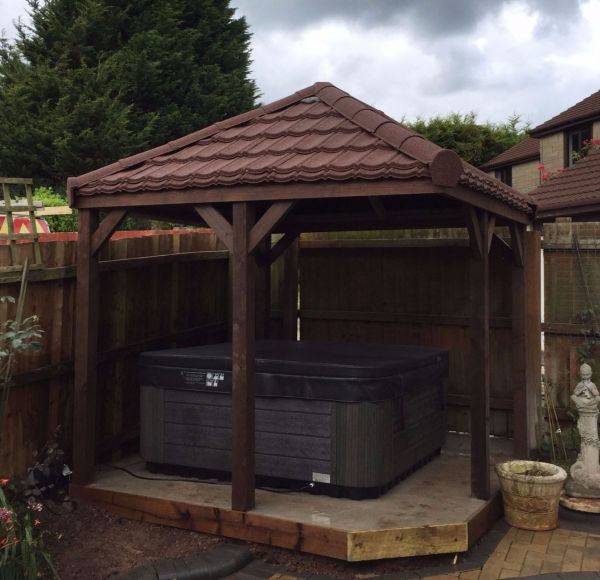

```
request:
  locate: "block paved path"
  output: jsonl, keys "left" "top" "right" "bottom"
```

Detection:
{"left": 426, "top": 527, "right": 600, "bottom": 580}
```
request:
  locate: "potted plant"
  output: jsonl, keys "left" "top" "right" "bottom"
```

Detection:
{"left": 495, "top": 460, "right": 567, "bottom": 531}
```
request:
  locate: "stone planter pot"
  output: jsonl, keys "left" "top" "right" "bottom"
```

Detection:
{"left": 495, "top": 460, "right": 567, "bottom": 531}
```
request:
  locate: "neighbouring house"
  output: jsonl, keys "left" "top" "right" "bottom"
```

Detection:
{"left": 481, "top": 89, "right": 600, "bottom": 192}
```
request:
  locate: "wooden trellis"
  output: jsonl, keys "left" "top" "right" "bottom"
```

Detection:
{"left": 0, "top": 178, "right": 42, "bottom": 271}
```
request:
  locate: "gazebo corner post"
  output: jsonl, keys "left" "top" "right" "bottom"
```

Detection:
{"left": 231, "top": 201, "right": 257, "bottom": 512}
{"left": 466, "top": 208, "right": 493, "bottom": 500}
{"left": 511, "top": 222, "right": 529, "bottom": 458}
{"left": 73, "top": 208, "right": 100, "bottom": 485}
{"left": 524, "top": 227, "right": 543, "bottom": 452}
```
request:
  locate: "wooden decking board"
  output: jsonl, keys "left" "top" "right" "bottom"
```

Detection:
{"left": 70, "top": 453, "right": 503, "bottom": 561}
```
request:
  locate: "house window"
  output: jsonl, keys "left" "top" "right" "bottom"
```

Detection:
{"left": 494, "top": 166, "right": 512, "bottom": 187}
{"left": 566, "top": 125, "right": 592, "bottom": 165}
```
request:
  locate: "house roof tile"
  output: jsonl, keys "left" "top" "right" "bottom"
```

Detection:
{"left": 531, "top": 148, "right": 600, "bottom": 216}
{"left": 68, "top": 82, "right": 532, "bottom": 213}
{"left": 529, "top": 89, "right": 600, "bottom": 136}
{"left": 480, "top": 137, "right": 540, "bottom": 171}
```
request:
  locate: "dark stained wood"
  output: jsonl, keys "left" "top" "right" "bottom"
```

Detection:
{"left": 524, "top": 230, "right": 542, "bottom": 451}
{"left": 283, "top": 208, "right": 466, "bottom": 233}
{"left": 255, "top": 239, "right": 270, "bottom": 340}
{"left": 195, "top": 205, "right": 233, "bottom": 251}
{"left": 368, "top": 196, "right": 387, "bottom": 220}
{"left": 99, "top": 250, "right": 228, "bottom": 272}
{"left": 510, "top": 222, "right": 524, "bottom": 267}
{"left": 300, "top": 238, "right": 470, "bottom": 250}
{"left": 91, "top": 209, "right": 128, "bottom": 255}
{"left": 467, "top": 491, "right": 503, "bottom": 548}
{"left": 490, "top": 234, "right": 513, "bottom": 263}
{"left": 264, "top": 231, "right": 299, "bottom": 266}
{"left": 231, "top": 202, "right": 256, "bottom": 511}
{"left": 465, "top": 207, "right": 483, "bottom": 258}
{"left": 248, "top": 201, "right": 294, "bottom": 255}
{"left": 441, "top": 184, "right": 530, "bottom": 225}
{"left": 73, "top": 209, "right": 100, "bottom": 484}
{"left": 512, "top": 224, "right": 528, "bottom": 457}
{"left": 468, "top": 209, "right": 491, "bottom": 500}
{"left": 281, "top": 238, "right": 299, "bottom": 340}
{"left": 73, "top": 179, "right": 446, "bottom": 208}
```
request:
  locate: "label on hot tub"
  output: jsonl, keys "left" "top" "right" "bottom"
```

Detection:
{"left": 180, "top": 369, "right": 225, "bottom": 388}
{"left": 312, "top": 472, "right": 331, "bottom": 484}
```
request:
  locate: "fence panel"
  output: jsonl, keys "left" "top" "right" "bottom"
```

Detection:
{"left": 543, "top": 221, "right": 600, "bottom": 418}
{"left": 0, "top": 230, "right": 228, "bottom": 475}
{"left": 298, "top": 237, "right": 514, "bottom": 437}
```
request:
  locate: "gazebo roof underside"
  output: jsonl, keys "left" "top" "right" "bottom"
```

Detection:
{"left": 68, "top": 82, "right": 533, "bottom": 221}
{"left": 531, "top": 148, "right": 600, "bottom": 219}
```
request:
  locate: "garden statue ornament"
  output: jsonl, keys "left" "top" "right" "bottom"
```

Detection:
{"left": 561, "top": 363, "right": 600, "bottom": 511}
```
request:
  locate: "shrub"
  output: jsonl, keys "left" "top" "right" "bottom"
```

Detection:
{"left": 33, "top": 187, "right": 78, "bottom": 232}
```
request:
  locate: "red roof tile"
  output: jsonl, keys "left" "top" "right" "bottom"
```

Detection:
{"left": 479, "top": 137, "right": 540, "bottom": 171}
{"left": 530, "top": 90, "right": 600, "bottom": 136}
{"left": 68, "top": 82, "right": 532, "bottom": 213}
{"left": 531, "top": 148, "right": 600, "bottom": 216}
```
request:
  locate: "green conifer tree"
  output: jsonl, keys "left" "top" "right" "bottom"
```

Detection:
{"left": 0, "top": 0, "right": 257, "bottom": 186}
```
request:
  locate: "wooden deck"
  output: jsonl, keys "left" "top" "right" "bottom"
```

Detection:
{"left": 70, "top": 451, "right": 504, "bottom": 562}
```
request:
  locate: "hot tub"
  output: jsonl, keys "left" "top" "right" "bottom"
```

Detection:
{"left": 139, "top": 340, "right": 448, "bottom": 498}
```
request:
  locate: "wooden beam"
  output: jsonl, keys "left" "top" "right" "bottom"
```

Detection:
{"left": 91, "top": 209, "right": 127, "bottom": 256}
{"left": 524, "top": 229, "right": 542, "bottom": 452}
{"left": 73, "top": 179, "right": 444, "bottom": 208}
{"left": 490, "top": 234, "right": 513, "bottom": 263}
{"left": 282, "top": 239, "right": 299, "bottom": 340}
{"left": 73, "top": 209, "right": 100, "bottom": 485}
{"left": 255, "top": 238, "right": 270, "bottom": 340}
{"left": 441, "top": 184, "right": 531, "bottom": 225}
{"left": 264, "top": 231, "right": 299, "bottom": 266}
{"left": 368, "top": 196, "right": 387, "bottom": 220}
{"left": 195, "top": 205, "right": 233, "bottom": 251}
{"left": 465, "top": 207, "right": 483, "bottom": 259}
{"left": 281, "top": 211, "right": 467, "bottom": 233}
{"left": 248, "top": 201, "right": 295, "bottom": 255}
{"left": 468, "top": 210, "right": 491, "bottom": 500}
{"left": 510, "top": 222, "right": 524, "bottom": 267}
{"left": 231, "top": 202, "right": 256, "bottom": 512}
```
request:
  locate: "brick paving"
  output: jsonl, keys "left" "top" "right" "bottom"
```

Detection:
{"left": 424, "top": 527, "right": 600, "bottom": 580}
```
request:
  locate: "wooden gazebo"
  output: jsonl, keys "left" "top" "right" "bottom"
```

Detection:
{"left": 68, "top": 83, "right": 541, "bottom": 555}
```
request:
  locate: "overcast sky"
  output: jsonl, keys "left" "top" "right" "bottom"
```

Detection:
{"left": 1, "top": 0, "right": 599, "bottom": 129}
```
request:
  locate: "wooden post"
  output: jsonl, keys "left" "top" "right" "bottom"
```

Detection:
{"left": 231, "top": 202, "right": 256, "bottom": 511}
{"left": 72, "top": 209, "right": 100, "bottom": 485}
{"left": 524, "top": 229, "right": 542, "bottom": 451}
{"left": 281, "top": 239, "right": 299, "bottom": 340}
{"left": 511, "top": 223, "right": 528, "bottom": 458}
{"left": 468, "top": 210, "right": 492, "bottom": 500}
{"left": 255, "top": 238, "right": 271, "bottom": 340}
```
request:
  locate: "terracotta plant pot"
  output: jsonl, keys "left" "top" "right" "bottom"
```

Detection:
{"left": 495, "top": 460, "right": 567, "bottom": 531}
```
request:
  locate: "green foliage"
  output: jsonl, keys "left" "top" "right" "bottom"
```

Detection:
{"left": 0, "top": 294, "right": 54, "bottom": 578}
{"left": 0, "top": 0, "right": 258, "bottom": 187}
{"left": 0, "top": 486, "right": 58, "bottom": 579}
{"left": 33, "top": 186, "right": 78, "bottom": 232}
{"left": 407, "top": 112, "right": 529, "bottom": 167}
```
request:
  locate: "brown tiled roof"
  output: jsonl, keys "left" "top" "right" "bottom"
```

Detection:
{"left": 480, "top": 137, "right": 540, "bottom": 170}
{"left": 68, "top": 82, "right": 532, "bottom": 213}
{"left": 531, "top": 148, "right": 600, "bottom": 216}
{"left": 530, "top": 89, "right": 600, "bottom": 136}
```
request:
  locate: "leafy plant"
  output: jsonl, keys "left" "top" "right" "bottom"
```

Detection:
{"left": 1, "top": 282, "right": 57, "bottom": 578}
{"left": 33, "top": 187, "right": 78, "bottom": 233}
{"left": 0, "top": 483, "right": 59, "bottom": 579}
{"left": 407, "top": 112, "right": 529, "bottom": 167}
{"left": 0, "top": 296, "right": 43, "bottom": 442}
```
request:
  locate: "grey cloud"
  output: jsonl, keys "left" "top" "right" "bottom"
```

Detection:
{"left": 233, "top": 0, "right": 583, "bottom": 37}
